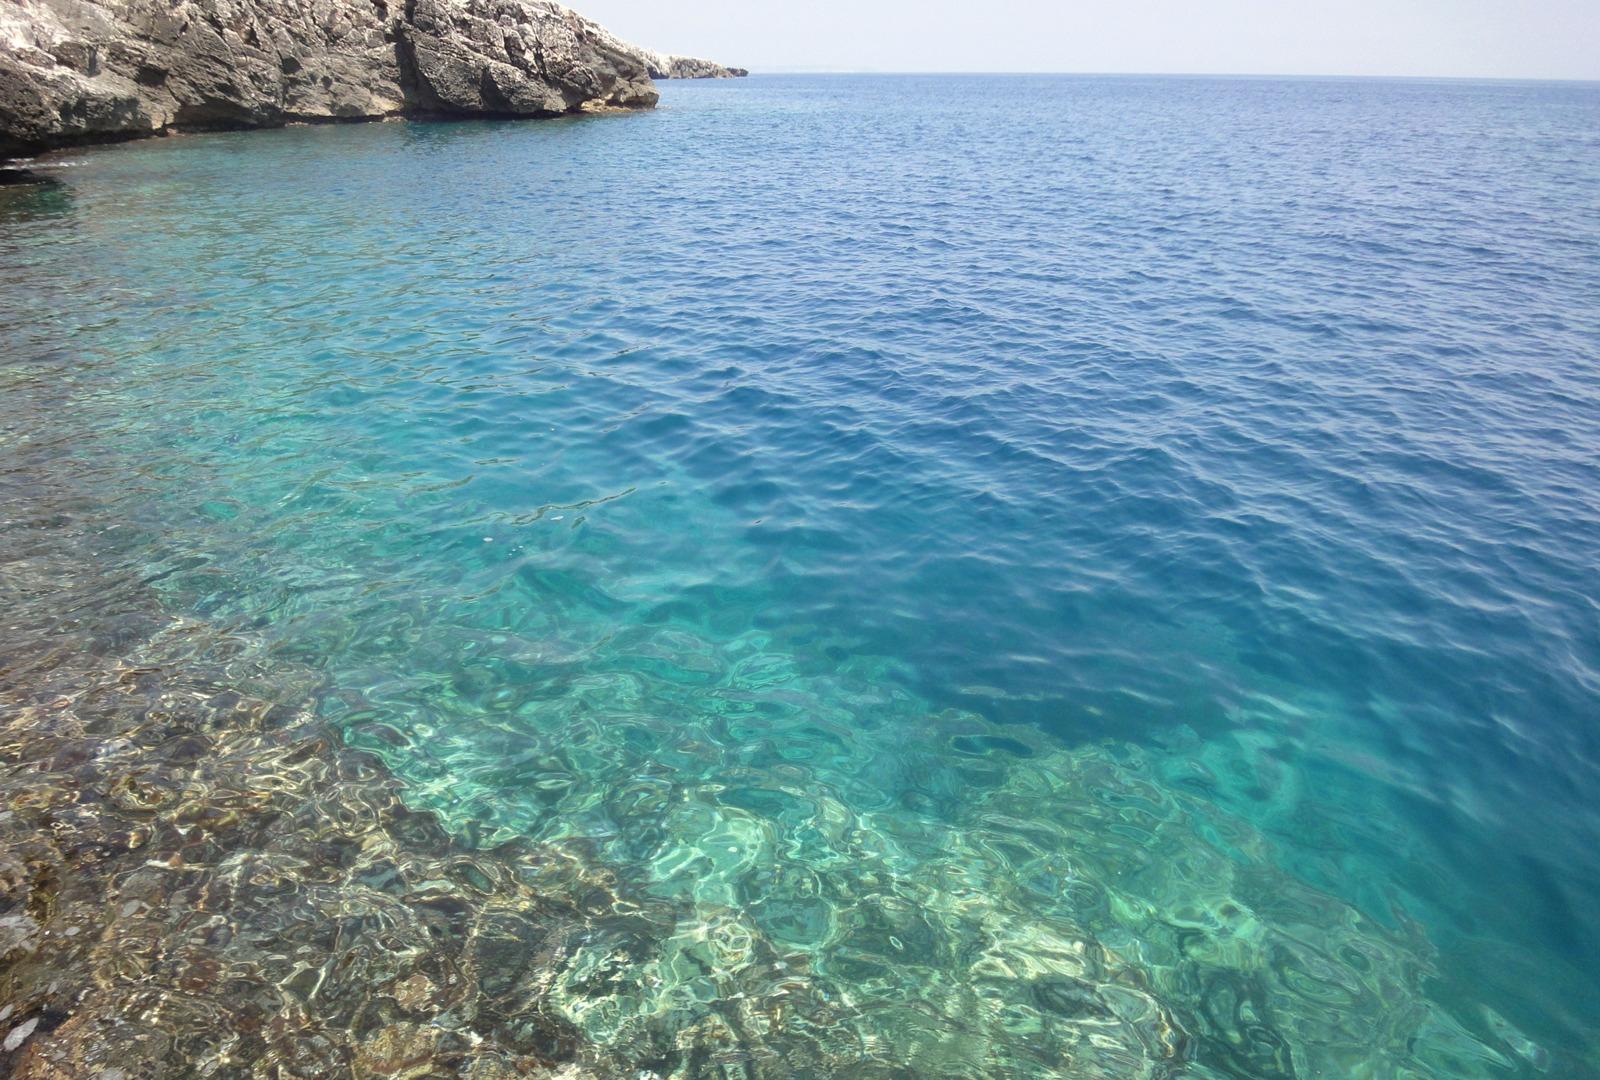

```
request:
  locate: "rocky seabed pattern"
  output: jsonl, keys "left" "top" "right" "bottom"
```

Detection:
{"left": 0, "top": 398, "right": 1530, "bottom": 1077}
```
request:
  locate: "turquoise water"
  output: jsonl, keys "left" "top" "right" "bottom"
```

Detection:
{"left": 3, "top": 75, "right": 1599, "bottom": 1075}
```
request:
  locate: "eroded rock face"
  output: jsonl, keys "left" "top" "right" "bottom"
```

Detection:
{"left": 399, "top": 0, "right": 658, "bottom": 116}
{"left": 643, "top": 52, "right": 748, "bottom": 80}
{"left": 0, "top": 0, "right": 662, "bottom": 158}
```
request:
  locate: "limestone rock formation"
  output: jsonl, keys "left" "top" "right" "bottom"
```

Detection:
{"left": 0, "top": 0, "right": 669, "bottom": 158}
{"left": 643, "top": 51, "right": 748, "bottom": 80}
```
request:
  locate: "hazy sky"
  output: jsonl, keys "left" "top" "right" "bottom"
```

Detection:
{"left": 581, "top": 0, "right": 1600, "bottom": 81}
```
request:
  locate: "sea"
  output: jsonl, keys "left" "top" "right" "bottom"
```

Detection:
{"left": 2, "top": 74, "right": 1598, "bottom": 1077}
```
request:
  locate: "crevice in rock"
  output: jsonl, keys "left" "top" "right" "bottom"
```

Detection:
{"left": 390, "top": 23, "right": 431, "bottom": 114}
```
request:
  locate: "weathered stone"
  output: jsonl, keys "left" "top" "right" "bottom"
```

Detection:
{"left": 0, "top": 913, "right": 40, "bottom": 961}
{"left": 0, "top": 0, "right": 727, "bottom": 157}
{"left": 398, "top": 0, "right": 657, "bottom": 116}
{"left": 3, "top": 1017, "right": 39, "bottom": 1052}
{"left": 351, "top": 1022, "right": 444, "bottom": 1079}
{"left": 0, "top": 590, "right": 692, "bottom": 1079}
{"left": 642, "top": 51, "right": 748, "bottom": 80}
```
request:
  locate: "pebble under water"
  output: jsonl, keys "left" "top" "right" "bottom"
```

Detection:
{"left": 2, "top": 75, "right": 1599, "bottom": 1078}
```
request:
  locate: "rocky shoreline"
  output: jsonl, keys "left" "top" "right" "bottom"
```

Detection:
{"left": 0, "top": 0, "right": 744, "bottom": 159}
{"left": 642, "top": 53, "right": 748, "bottom": 81}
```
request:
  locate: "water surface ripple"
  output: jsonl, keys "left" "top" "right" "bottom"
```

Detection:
{"left": 3, "top": 75, "right": 1599, "bottom": 1077}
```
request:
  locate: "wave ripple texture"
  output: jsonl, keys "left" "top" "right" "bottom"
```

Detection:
{"left": 2, "top": 74, "right": 1598, "bottom": 1077}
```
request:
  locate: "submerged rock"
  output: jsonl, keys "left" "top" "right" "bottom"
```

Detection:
{"left": 0, "top": 479, "right": 683, "bottom": 1078}
{"left": 0, "top": 165, "right": 51, "bottom": 184}
{"left": 3, "top": 1018, "right": 39, "bottom": 1053}
{"left": 0, "top": 0, "right": 689, "bottom": 157}
{"left": 0, "top": 618, "right": 683, "bottom": 1078}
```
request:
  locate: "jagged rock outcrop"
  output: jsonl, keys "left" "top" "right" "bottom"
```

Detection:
{"left": 0, "top": 0, "right": 666, "bottom": 158}
{"left": 643, "top": 51, "right": 747, "bottom": 80}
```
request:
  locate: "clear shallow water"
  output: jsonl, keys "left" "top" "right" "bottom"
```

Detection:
{"left": 3, "top": 74, "right": 1599, "bottom": 1076}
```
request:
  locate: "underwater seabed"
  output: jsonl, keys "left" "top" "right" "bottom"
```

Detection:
{"left": 0, "top": 462, "right": 1551, "bottom": 1077}
{"left": 2, "top": 590, "right": 1551, "bottom": 1077}
{"left": 0, "top": 320, "right": 1569, "bottom": 1078}
{"left": 320, "top": 628, "right": 1553, "bottom": 1079}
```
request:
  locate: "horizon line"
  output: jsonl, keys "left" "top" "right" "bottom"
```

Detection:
{"left": 704, "top": 69, "right": 1600, "bottom": 85}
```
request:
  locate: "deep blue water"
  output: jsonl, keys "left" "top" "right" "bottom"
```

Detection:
{"left": 3, "top": 74, "right": 1599, "bottom": 1076}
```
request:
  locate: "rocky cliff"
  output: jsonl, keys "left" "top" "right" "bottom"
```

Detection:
{"left": 643, "top": 51, "right": 747, "bottom": 80}
{"left": 0, "top": 0, "right": 739, "bottom": 158}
